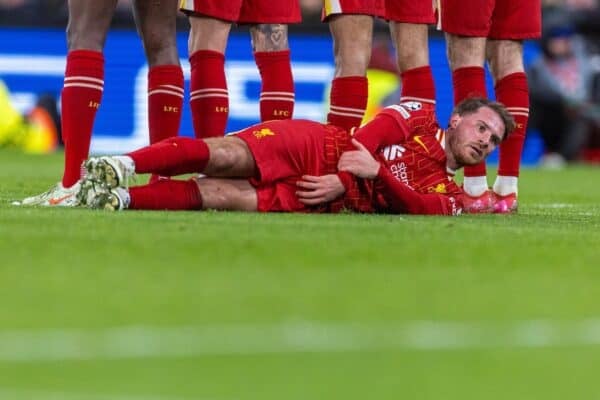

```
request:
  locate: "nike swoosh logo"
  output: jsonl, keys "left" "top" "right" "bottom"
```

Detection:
{"left": 48, "top": 194, "right": 73, "bottom": 205}
{"left": 413, "top": 135, "right": 429, "bottom": 154}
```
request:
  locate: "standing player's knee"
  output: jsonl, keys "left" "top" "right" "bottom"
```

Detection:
{"left": 250, "top": 24, "right": 289, "bottom": 52}
{"left": 486, "top": 40, "right": 524, "bottom": 80}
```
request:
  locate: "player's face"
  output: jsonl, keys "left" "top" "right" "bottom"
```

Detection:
{"left": 448, "top": 107, "right": 505, "bottom": 166}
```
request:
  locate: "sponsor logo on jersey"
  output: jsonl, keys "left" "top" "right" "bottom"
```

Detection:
{"left": 399, "top": 101, "right": 422, "bottom": 112}
{"left": 390, "top": 162, "right": 411, "bottom": 188}
{"left": 253, "top": 128, "right": 276, "bottom": 139}
{"left": 413, "top": 135, "right": 429, "bottom": 154}
{"left": 449, "top": 196, "right": 462, "bottom": 216}
{"left": 428, "top": 183, "right": 447, "bottom": 194}
{"left": 382, "top": 144, "right": 406, "bottom": 161}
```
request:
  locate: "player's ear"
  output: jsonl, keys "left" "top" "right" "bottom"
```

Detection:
{"left": 449, "top": 113, "right": 461, "bottom": 129}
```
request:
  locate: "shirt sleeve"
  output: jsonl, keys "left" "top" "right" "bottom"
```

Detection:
{"left": 352, "top": 106, "right": 411, "bottom": 154}
{"left": 375, "top": 166, "right": 462, "bottom": 216}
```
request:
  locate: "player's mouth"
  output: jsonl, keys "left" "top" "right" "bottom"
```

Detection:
{"left": 468, "top": 144, "right": 483, "bottom": 159}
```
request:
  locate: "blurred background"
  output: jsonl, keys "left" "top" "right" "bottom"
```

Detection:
{"left": 0, "top": 0, "right": 599, "bottom": 166}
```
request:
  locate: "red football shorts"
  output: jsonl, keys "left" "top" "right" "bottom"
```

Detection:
{"left": 439, "top": 0, "right": 541, "bottom": 39}
{"left": 385, "top": 0, "right": 436, "bottom": 24}
{"left": 322, "top": 0, "right": 385, "bottom": 21}
{"left": 234, "top": 119, "right": 331, "bottom": 212}
{"left": 180, "top": 0, "right": 301, "bottom": 24}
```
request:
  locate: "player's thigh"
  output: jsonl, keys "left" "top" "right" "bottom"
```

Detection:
{"left": 187, "top": 15, "right": 232, "bottom": 54}
{"left": 194, "top": 178, "right": 258, "bottom": 211}
{"left": 203, "top": 136, "right": 257, "bottom": 178}
{"left": 133, "top": 0, "right": 179, "bottom": 66}
{"left": 329, "top": 14, "right": 374, "bottom": 76}
{"left": 486, "top": 39, "right": 524, "bottom": 80}
{"left": 489, "top": 0, "right": 542, "bottom": 40}
{"left": 66, "top": 0, "right": 118, "bottom": 51}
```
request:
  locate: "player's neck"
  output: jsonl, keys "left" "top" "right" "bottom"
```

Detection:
{"left": 443, "top": 130, "right": 460, "bottom": 171}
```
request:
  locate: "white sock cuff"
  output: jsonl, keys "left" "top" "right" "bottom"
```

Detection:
{"left": 463, "top": 176, "right": 489, "bottom": 197}
{"left": 493, "top": 176, "right": 518, "bottom": 196}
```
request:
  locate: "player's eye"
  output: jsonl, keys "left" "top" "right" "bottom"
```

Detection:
{"left": 478, "top": 124, "right": 486, "bottom": 133}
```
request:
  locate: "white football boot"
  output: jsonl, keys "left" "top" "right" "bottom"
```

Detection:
{"left": 17, "top": 181, "right": 81, "bottom": 207}
{"left": 77, "top": 179, "right": 129, "bottom": 211}
{"left": 84, "top": 156, "right": 135, "bottom": 189}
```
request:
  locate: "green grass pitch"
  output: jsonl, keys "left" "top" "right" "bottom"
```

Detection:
{"left": 0, "top": 148, "right": 599, "bottom": 400}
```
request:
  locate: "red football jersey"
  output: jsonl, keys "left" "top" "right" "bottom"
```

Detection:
{"left": 351, "top": 101, "right": 463, "bottom": 215}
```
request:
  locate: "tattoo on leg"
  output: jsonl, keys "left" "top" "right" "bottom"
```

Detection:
{"left": 251, "top": 24, "right": 288, "bottom": 52}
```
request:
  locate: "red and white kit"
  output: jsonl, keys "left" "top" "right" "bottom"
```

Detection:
{"left": 322, "top": 0, "right": 436, "bottom": 23}
{"left": 179, "top": 0, "right": 301, "bottom": 23}
{"left": 236, "top": 101, "right": 462, "bottom": 215}
{"left": 439, "top": 0, "right": 541, "bottom": 39}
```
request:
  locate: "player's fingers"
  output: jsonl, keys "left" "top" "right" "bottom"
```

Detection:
{"left": 301, "top": 175, "right": 321, "bottom": 182}
{"left": 296, "top": 180, "right": 319, "bottom": 189}
{"left": 351, "top": 138, "right": 368, "bottom": 152}
{"left": 298, "top": 196, "right": 325, "bottom": 205}
{"left": 296, "top": 189, "right": 323, "bottom": 199}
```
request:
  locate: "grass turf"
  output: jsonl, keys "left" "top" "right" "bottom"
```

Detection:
{"left": 0, "top": 149, "right": 599, "bottom": 399}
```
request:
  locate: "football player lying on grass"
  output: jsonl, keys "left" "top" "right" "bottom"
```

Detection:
{"left": 76, "top": 97, "right": 513, "bottom": 216}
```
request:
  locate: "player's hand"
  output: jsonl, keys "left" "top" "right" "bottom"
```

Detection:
{"left": 337, "top": 139, "right": 381, "bottom": 179}
{"left": 296, "top": 174, "right": 345, "bottom": 205}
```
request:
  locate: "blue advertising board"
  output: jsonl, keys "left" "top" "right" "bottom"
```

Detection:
{"left": 0, "top": 27, "right": 543, "bottom": 162}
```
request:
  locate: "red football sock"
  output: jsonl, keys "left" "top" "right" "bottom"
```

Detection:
{"left": 148, "top": 65, "right": 184, "bottom": 144}
{"left": 327, "top": 76, "right": 368, "bottom": 131}
{"left": 400, "top": 65, "right": 436, "bottom": 105}
{"left": 127, "top": 137, "right": 210, "bottom": 176}
{"left": 496, "top": 72, "right": 529, "bottom": 177}
{"left": 190, "top": 50, "right": 228, "bottom": 138}
{"left": 453, "top": 66, "right": 488, "bottom": 178}
{"left": 254, "top": 50, "right": 295, "bottom": 121}
{"left": 130, "top": 179, "right": 203, "bottom": 210}
{"left": 61, "top": 50, "right": 104, "bottom": 188}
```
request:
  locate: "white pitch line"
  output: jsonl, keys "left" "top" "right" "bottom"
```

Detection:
{"left": 2, "top": 320, "right": 600, "bottom": 362}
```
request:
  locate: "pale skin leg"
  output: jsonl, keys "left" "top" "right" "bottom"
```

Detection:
{"left": 192, "top": 177, "right": 258, "bottom": 211}
{"left": 201, "top": 136, "right": 258, "bottom": 177}
{"left": 250, "top": 24, "right": 289, "bottom": 52}
{"left": 188, "top": 15, "right": 232, "bottom": 54}
{"left": 389, "top": 22, "right": 430, "bottom": 73}
{"left": 328, "top": 14, "right": 374, "bottom": 78}
{"left": 486, "top": 39, "right": 525, "bottom": 82}
{"left": 445, "top": 34, "right": 487, "bottom": 70}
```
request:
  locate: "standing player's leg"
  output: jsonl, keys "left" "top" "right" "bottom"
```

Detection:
{"left": 20, "top": 0, "right": 117, "bottom": 206}
{"left": 184, "top": 6, "right": 235, "bottom": 138}
{"left": 240, "top": 0, "right": 300, "bottom": 122}
{"left": 250, "top": 24, "right": 295, "bottom": 121}
{"left": 133, "top": 0, "right": 183, "bottom": 145}
{"left": 327, "top": 14, "right": 374, "bottom": 131}
{"left": 440, "top": 0, "right": 493, "bottom": 211}
{"left": 487, "top": 40, "right": 528, "bottom": 211}
{"left": 486, "top": 0, "right": 541, "bottom": 213}
{"left": 387, "top": 1, "right": 437, "bottom": 104}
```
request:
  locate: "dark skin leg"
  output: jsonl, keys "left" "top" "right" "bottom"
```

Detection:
{"left": 66, "top": 0, "right": 118, "bottom": 51}
{"left": 133, "top": 0, "right": 180, "bottom": 66}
